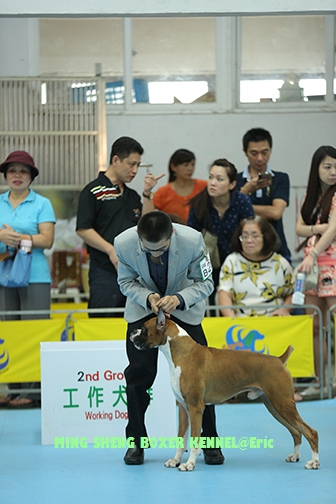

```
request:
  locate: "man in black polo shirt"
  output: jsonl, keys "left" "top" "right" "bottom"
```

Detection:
{"left": 76, "top": 136, "right": 163, "bottom": 317}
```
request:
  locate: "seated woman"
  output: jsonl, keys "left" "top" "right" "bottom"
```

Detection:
{"left": 153, "top": 149, "right": 206, "bottom": 223}
{"left": 218, "top": 216, "right": 301, "bottom": 401}
{"left": 217, "top": 216, "right": 293, "bottom": 317}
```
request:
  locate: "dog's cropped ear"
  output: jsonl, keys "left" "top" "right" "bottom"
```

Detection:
{"left": 157, "top": 308, "right": 166, "bottom": 332}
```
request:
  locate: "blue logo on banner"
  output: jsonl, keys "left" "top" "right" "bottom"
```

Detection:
{"left": 0, "top": 338, "right": 10, "bottom": 370}
{"left": 225, "top": 325, "right": 269, "bottom": 354}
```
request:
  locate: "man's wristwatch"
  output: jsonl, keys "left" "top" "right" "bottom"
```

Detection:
{"left": 142, "top": 192, "right": 153, "bottom": 200}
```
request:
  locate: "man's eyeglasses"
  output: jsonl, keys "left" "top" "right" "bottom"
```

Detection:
{"left": 239, "top": 234, "right": 263, "bottom": 242}
{"left": 139, "top": 237, "right": 171, "bottom": 253}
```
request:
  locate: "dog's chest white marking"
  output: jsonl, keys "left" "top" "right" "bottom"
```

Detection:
{"left": 160, "top": 327, "right": 188, "bottom": 406}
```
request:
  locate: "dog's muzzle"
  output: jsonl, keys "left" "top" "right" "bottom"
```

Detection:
{"left": 130, "top": 327, "right": 150, "bottom": 351}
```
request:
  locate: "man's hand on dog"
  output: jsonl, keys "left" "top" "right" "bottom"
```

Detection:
{"left": 148, "top": 293, "right": 180, "bottom": 317}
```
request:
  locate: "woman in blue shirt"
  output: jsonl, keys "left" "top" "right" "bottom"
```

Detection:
{"left": 0, "top": 151, "right": 55, "bottom": 408}
{"left": 187, "top": 158, "right": 254, "bottom": 308}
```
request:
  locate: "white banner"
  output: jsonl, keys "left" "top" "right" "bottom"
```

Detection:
{"left": 41, "top": 341, "right": 176, "bottom": 446}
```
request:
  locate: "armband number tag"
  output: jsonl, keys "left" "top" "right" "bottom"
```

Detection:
{"left": 200, "top": 252, "right": 213, "bottom": 281}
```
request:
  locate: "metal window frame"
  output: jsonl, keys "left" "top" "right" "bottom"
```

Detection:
{"left": 107, "top": 14, "right": 336, "bottom": 114}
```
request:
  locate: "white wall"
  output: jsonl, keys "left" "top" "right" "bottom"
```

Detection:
{"left": 0, "top": 0, "right": 335, "bottom": 16}
{"left": 106, "top": 110, "right": 336, "bottom": 261}
{"left": 0, "top": 19, "right": 40, "bottom": 76}
{"left": 39, "top": 16, "right": 325, "bottom": 78}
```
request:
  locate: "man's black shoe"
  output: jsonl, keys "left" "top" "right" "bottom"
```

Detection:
{"left": 124, "top": 446, "right": 144, "bottom": 465}
{"left": 203, "top": 448, "right": 225, "bottom": 465}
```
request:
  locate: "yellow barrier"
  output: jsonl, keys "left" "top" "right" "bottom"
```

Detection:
{"left": 0, "top": 319, "right": 65, "bottom": 382}
{"left": 334, "top": 321, "right": 336, "bottom": 378}
{"left": 75, "top": 315, "right": 314, "bottom": 378}
{"left": 0, "top": 314, "right": 314, "bottom": 383}
{"left": 325, "top": 305, "right": 335, "bottom": 398}
{"left": 75, "top": 318, "right": 127, "bottom": 340}
{"left": 203, "top": 316, "right": 314, "bottom": 378}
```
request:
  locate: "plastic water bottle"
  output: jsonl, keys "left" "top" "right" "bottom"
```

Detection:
{"left": 20, "top": 239, "right": 32, "bottom": 253}
{"left": 292, "top": 272, "right": 306, "bottom": 305}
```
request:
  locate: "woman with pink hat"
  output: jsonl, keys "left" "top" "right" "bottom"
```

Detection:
{"left": 0, "top": 150, "right": 56, "bottom": 408}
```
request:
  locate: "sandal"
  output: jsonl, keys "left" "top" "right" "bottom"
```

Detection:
{"left": 301, "top": 380, "right": 321, "bottom": 396}
{"left": 294, "top": 391, "right": 303, "bottom": 402}
{"left": 8, "top": 397, "right": 40, "bottom": 409}
{"left": 0, "top": 395, "right": 13, "bottom": 407}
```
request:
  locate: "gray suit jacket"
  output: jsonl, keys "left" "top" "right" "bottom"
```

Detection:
{"left": 114, "top": 224, "right": 214, "bottom": 324}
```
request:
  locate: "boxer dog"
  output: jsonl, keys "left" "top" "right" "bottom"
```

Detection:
{"left": 130, "top": 310, "right": 319, "bottom": 472}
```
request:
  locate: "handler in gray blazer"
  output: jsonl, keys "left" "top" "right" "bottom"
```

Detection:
{"left": 114, "top": 211, "right": 224, "bottom": 466}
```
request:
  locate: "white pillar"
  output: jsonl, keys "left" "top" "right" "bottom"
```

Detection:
{"left": 0, "top": 18, "right": 40, "bottom": 76}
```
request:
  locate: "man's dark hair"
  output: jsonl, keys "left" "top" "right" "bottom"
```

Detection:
{"left": 109, "top": 136, "right": 144, "bottom": 164}
{"left": 242, "top": 128, "right": 273, "bottom": 151}
{"left": 138, "top": 211, "right": 173, "bottom": 243}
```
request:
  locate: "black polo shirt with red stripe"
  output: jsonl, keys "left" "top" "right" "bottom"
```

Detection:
{"left": 76, "top": 171, "right": 142, "bottom": 272}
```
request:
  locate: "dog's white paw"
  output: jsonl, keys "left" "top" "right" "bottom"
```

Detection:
{"left": 164, "top": 458, "right": 180, "bottom": 468}
{"left": 286, "top": 453, "right": 300, "bottom": 463}
{"left": 178, "top": 461, "right": 195, "bottom": 472}
{"left": 305, "top": 459, "right": 320, "bottom": 470}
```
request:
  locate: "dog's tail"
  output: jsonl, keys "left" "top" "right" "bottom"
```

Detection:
{"left": 278, "top": 345, "right": 294, "bottom": 365}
